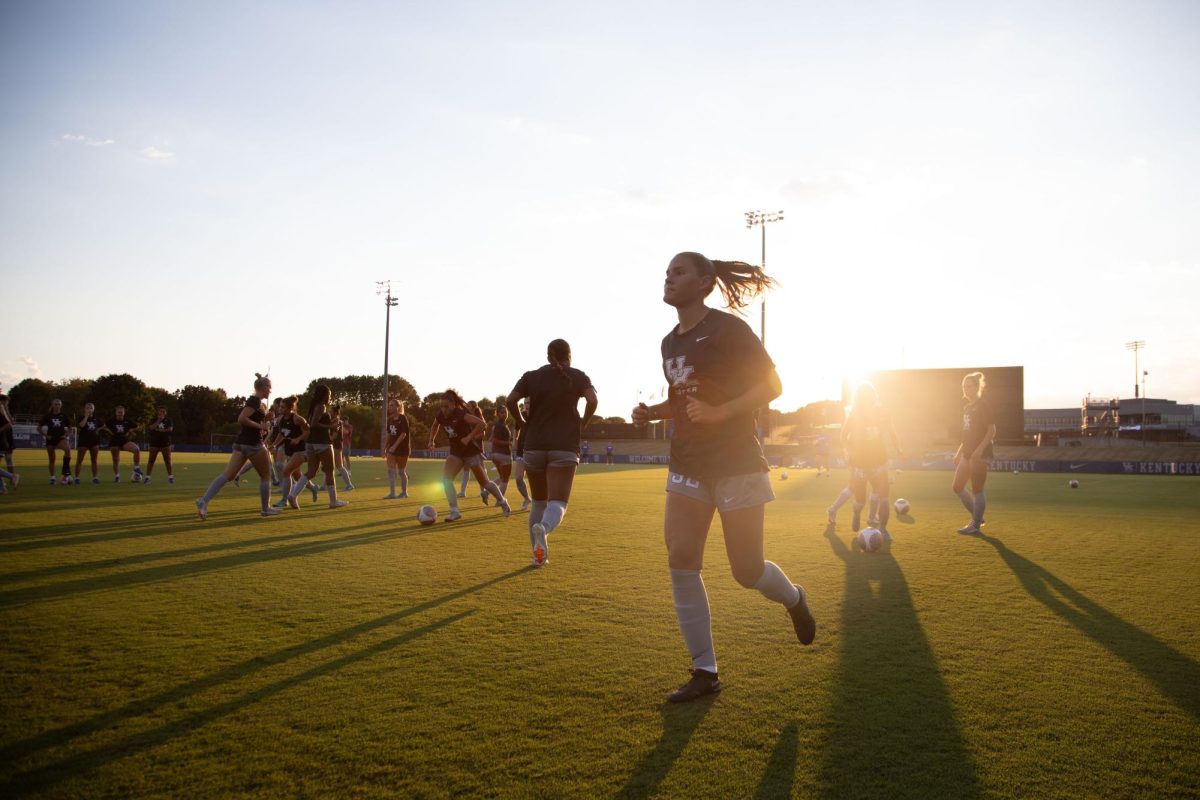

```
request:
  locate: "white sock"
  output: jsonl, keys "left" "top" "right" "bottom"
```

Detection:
{"left": 443, "top": 478, "right": 459, "bottom": 509}
{"left": 484, "top": 480, "right": 505, "bottom": 504}
{"left": 338, "top": 465, "right": 351, "bottom": 483}
{"left": 289, "top": 475, "right": 310, "bottom": 499}
{"left": 201, "top": 475, "right": 228, "bottom": 503}
{"left": 282, "top": 475, "right": 292, "bottom": 499}
{"left": 498, "top": 480, "right": 508, "bottom": 497}
{"left": 327, "top": 484, "right": 338, "bottom": 503}
{"left": 972, "top": 491, "right": 986, "bottom": 526}
{"left": 529, "top": 500, "right": 547, "bottom": 549}
{"left": 542, "top": 500, "right": 567, "bottom": 535}
{"left": 753, "top": 561, "right": 800, "bottom": 607}
{"left": 957, "top": 489, "right": 975, "bottom": 514}
{"left": 830, "top": 487, "right": 852, "bottom": 511}
{"left": 259, "top": 479, "right": 270, "bottom": 510}
{"left": 399, "top": 470, "right": 408, "bottom": 494}
{"left": 516, "top": 478, "right": 529, "bottom": 500}
{"left": 670, "top": 568, "right": 716, "bottom": 674}
{"left": 388, "top": 468, "right": 397, "bottom": 493}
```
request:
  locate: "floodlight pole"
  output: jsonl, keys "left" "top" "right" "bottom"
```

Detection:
{"left": 745, "top": 209, "right": 784, "bottom": 441}
{"left": 1142, "top": 370, "right": 1148, "bottom": 447}
{"left": 1125, "top": 340, "right": 1145, "bottom": 444}
{"left": 377, "top": 281, "right": 399, "bottom": 454}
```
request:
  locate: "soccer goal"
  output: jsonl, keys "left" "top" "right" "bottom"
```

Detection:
{"left": 209, "top": 433, "right": 238, "bottom": 453}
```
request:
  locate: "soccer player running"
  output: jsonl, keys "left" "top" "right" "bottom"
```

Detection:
{"left": 631, "top": 251, "right": 816, "bottom": 703}
{"left": 459, "top": 399, "right": 488, "bottom": 500}
{"left": 383, "top": 398, "right": 410, "bottom": 499}
{"left": 842, "top": 383, "right": 903, "bottom": 539}
{"left": 428, "top": 390, "right": 509, "bottom": 522}
{"left": 39, "top": 399, "right": 73, "bottom": 485}
{"left": 287, "top": 385, "right": 349, "bottom": 509}
{"left": 101, "top": 406, "right": 143, "bottom": 482}
{"left": 340, "top": 416, "right": 354, "bottom": 468}
{"left": 331, "top": 404, "right": 354, "bottom": 491}
{"left": 507, "top": 402, "right": 532, "bottom": 511}
{"left": 195, "top": 373, "right": 282, "bottom": 519}
{"left": 143, "top": 405, "right": 175, "bottom": 484}
{"left": 952, "top": 371, "right": 996, "bottom": 535}
{"left": 236, "top": 398, "right": 280, "bottom": 486}
{"left": 271, "top": 395, "right": 319, "bottom": 508}
{"left": 506, "top": 339, "right": 597, "bottom": 567}
{"left": 74, "top": 402, "right": 104, "bottom": 484}
{"left": 0, "top": 394, "right": 18, "bottom": 492}
{"left": 489, "top": 404, "right": 515, "bottom": 503}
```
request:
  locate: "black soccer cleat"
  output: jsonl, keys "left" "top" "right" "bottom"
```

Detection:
{"left": 667, "top": 669, "right": 722, "bottom": 703}
{"left": 787, "top": 585, "right": 817, "bottom": 645}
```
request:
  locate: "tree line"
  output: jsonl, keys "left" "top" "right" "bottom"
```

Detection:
{"left": 5, "top": 374, "right": 628, "bottom": 449}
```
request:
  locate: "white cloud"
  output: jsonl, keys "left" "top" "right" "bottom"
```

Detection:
{"left": 0, "top": 370, "right": 20, "bottom": 391}
{"left": 17, "top": 356, "right": 42, "bottom": 379}
{"left": 140, "top": 146, "right": 175, "bottom": 162}
{"left": 61, "top": 133, "right": 115, "bottom": 147}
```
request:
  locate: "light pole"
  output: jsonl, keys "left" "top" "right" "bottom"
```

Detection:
{"left": 1142, "top": 370, "right": 1148, "bottom": 446}
{"left": 377, "top": 280, "right": 398, "bottom": 454}
{"left": 745, "top": 209, "right": 784, "bottom": 440}
{"left": 1125, "top": 340, "right": 1145, "bottom": 444}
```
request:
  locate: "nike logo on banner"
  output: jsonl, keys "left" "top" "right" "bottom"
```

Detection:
{"left": 1070, "top": 463, "right": 1087, "bottom": 470}
{"left": 696, "top": 336, "right": 710, "bottom": 342}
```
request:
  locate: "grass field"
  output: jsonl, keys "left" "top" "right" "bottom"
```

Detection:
{"left": 1, "top": 452, "right": 1198, "bottom": 799}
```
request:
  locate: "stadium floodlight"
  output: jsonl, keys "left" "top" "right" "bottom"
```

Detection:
{"left": 744, "top": 209, "right": 785, "bottom": 440}
{"left": 377, "top": 281, "right": 400, "bottom": 452}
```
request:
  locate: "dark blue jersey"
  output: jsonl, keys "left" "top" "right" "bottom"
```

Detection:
{"left": 436, "top": 407, "right": 481, "bottom": 459}
{"left": 235, "top": 397, "right": 265, "bottom": 445}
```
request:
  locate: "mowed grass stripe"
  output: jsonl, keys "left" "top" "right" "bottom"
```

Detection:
{"left": 1, "top": 453, "right": 1197, "bottom": 798}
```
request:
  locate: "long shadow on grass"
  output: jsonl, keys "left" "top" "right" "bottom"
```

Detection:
{"left": 617, "top": 695, "right": 717, "bottom": 798}
{"left": 752, "top": 722, "right": 799, "bottom": 800}
{"left": 0, "top": 565, "right": 530, "bottom": 789}
{"left": 818, "top": 531, "right": 981, "bottom": 799}
{"left": 1, "top": 609, "right": 477, "bottom": 794}
{"left": 0, "top": 513, "right": 504, "bottom": 608}
{"left": 973, "top": 532, "right": 1200, "bottom": 721}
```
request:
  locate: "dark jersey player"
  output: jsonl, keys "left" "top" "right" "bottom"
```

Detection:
{"left": 841, "top": 383, "right": 902, "bottom": 539}
{"left": 144, "top": 405, "right": 175, "bottom": 484}
{"left": 631, "top": 251, "right": 815, "bottom": 703}
{"left": 74, "top": 402, "right": 104, "bottom": 484}
{"left": 506, "top": 339, "right": 598, "bottom": 567}
{"left": 383, "top": 398, "right": 411, "bottom": 499}
{"left": 489, "top": 405, "right": 515, "bottom": 502}
{"left": 196, "top": 374, "right": 281, "bottom": 519}
{"left": 101, "top": 406, "right": 143, "bottom": 483}
{"left": 428, "top": 390, "right": 509, "bottom": 522}
{"left": 952, "top": 372, "right": 996, "bottom": 535}
{"left": 39, "top": 399, "right": 73, "bottom": 484}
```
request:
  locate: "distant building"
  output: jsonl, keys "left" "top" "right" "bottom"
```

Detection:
{"left": 864, "top": 366, "right": 1025, "bottom": 447}
{"left": 1025, "top": 398, "right": 1198, "bottom": 442}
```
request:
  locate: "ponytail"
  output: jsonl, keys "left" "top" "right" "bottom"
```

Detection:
{"left": 547, "top": 338, "right": 574, "bottom": 390}
{"left": 308, "top": 384, "right": 331, "bottom": 420}
{"left": 442, "top": 389, "right": 465, "bottom": 409}
{"left": 963, "top": 372, "right": 986, "bottom": 401}
{"left": 677, "top": 252, "right": 777, "bottom": 312}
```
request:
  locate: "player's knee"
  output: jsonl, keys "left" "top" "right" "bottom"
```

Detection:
{"left": 731, "top": 561, "right": 762, "bottom": 589}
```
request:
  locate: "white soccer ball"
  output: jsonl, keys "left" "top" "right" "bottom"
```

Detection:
{"left": 857, "top": 527, "right": 883, "bottom": 553}
{"left": 417, "top": 505, "right": 438, "bottom": 525}
{"left": 780, "top": 471, "right": 789, "bottom": 481}
{"left": 894, "top": 498, "right": 910, "bottom": 515}
{"left": 1068, "top": 479, "right": 1079, "bottom": 489}
{"left": 1013, "top": 469, "right": 1020, "bottom": 474}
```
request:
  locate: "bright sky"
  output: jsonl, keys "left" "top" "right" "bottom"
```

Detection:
{"left": 2, "top": 1, "right": 1197, "bottom": 414}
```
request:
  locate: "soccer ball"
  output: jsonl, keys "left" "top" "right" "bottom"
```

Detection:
{"left": 417, "top": 505, "right": 438, "bottom": 525}
{"left": 1068, "top": 479, "right": 1079, "bottom": 489}
{"left": 780, "top": 471, "right": 789, "bottom": 480}
{"left": 1013, "top": 469, "right": 1020, "bottom": 474}
{"left": 894, "top": 498, "right": 910, "bottom": 515}
{"left": 857, "top": 527, "right": 883, "bottom": 553}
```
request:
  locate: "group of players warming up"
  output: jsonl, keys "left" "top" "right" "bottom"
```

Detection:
{"left": 3, "top": 252, "right": 999, "bottom": 704}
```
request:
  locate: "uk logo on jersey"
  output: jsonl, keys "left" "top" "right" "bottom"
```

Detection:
{"left": 664, "top": 356, "right": 694, "bottom": 386}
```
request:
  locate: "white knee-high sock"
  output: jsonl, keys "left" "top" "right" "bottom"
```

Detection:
{"left": 388, "top": 468, "right": 397, "bottom": 493}
{"left": 338, "top": 465, "right": 352, "bottom": 483}
{"left": 484, "top": 480, "right": 505, "bottom": 503}
{"left": 498, "top": 480, "right": 508, "bottom": 497}
{"left": 753, "top": 561, "right": 801, "bottom": 607}
{"left": 459, "top": 471, "right": 469, "bottom": 493}
{"left": 399, "top": 470, "right": 408, "bottom": 494}
{"left": 541, "top": 500, "right": 567, "bottom": 535}
{"left": 972, "top": 491, "right": 986, "bottom": 525}
{"left": 670, "top": 568, "right": 716, "bottom": 674}
{"left": 957, "top": 488, "right": 975, "bottom": 514}
{"left": 289, "top": 475, "right": 310, "bottom": 499}
{"left": 202, "top": 475, "right": 228, "bottom": 503}
{"left": 869, "top": 493, "right": 880, "bottom": 520}
{"left": 282, "top": 474, "right": 292, "bottom": 500}
{"left": 529, "top": 500, "right": 547, "bottom": 549}
{"left": 515, "top": 477, "right": 529, "bottom": 500}
{"left": 442, "top": 478, "right": 459, "bottom": 509}
{"left": 830, "top": 487, "right": 852, "bottom": 511}
{"left": 0, "top": 468, "right": 13, "bottom": 480}
{"left": 259, "top": 480, "right": 270, "bottom": 511}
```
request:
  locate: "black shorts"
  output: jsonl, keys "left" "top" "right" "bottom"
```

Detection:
{"left": 149, "top": 440, "right": 171, "bottom": 449}
{"left": 109, "top": 438, "right": 129, "bottom": 449}
{"left": 46, "top": 436, "right": 67, "bottom": 448}
{"left": 77, "top": 438, "right": 101, "bottom": 450}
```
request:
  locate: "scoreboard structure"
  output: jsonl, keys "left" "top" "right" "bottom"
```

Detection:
{"left": 859, "top": 366, "right": 1025, "bottom": 447}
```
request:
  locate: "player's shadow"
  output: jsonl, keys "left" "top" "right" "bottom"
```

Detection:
{"left": 972, "top": 532, "right": 1200, "bottom": 721}
{"left": 0, "top": 565, "right": 532, "bottom": 793}
{"left": 752, "top": 721, "right": 799, "bottom": 800}
{"left": 617, "top": 694, "right": 717, "bottom": 798}
{"left": 895, "top": 512, "right": 915, "bottom": 525}
{"left": 819, "top": 530, "right": 982, "bottom": 799}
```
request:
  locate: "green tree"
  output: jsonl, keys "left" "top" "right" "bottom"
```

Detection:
{"left": 90, "top": 374, "right": 157, "bottom": 427}
{"left": 57, "top": 378, "right": 95, "bottom": 418}
{"left": 176, "top": 385, "right": 233, "bottom": 445}
{"left": 8, "top": 378, "right": 55, "bottom": 415}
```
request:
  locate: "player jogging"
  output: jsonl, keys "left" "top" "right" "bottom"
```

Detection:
{"left": 74, "top": 402, "right": 104, "bottom": 484}
{"left": 286, "top": 385, "right": 349, "bottom": 509}
{"left": 331, "top": 404, "right": 354, "bottom": 491}
{"left": 506, "top": 339, "right": 597, "bottom": 567}
{"left": 271, "top": 395, "right": 319, "bottom": 508}
{"left": 383, "top": 398, "right": 410, "bottom": 499}
{"left": 507, "top": 402, "right": 532, "bottom": 511}
{"left": 952, "top": 371, "right": 996, "bottom": 535}
{"left": 101, "top": 406, "right": 143, "bottom": 483}
{"left": 428, "top": 390, "right": 509, "bottom": 522}
{"left": 842, "top": 383, "right": 902, "bottom": 539}
{"left": 489, "top": 405, "right": 515, "bottom": 503}
{"left": 0, "top": 394, "right": 16, "bottom": 491}
{"left": 459, "top": 400, "right": 487, "bottom": 500}
{"left": 631, "top": 251, "right": 816, "bottom": 703}
{"left": 340, "top": 416, "right": 354, "bottom": 468}
{"left": 39, "top": 399, "right": 73, "bottom": 485}
{"left": 144, "top": 404, "right": 175, "bottom": 484}
{"left": 195, "top": 373, "right": 282, "bottom": 519}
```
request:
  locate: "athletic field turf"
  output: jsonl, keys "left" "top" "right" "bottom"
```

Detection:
{"left": 1, "top": 453, "right": 1197, "bottom": 798}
